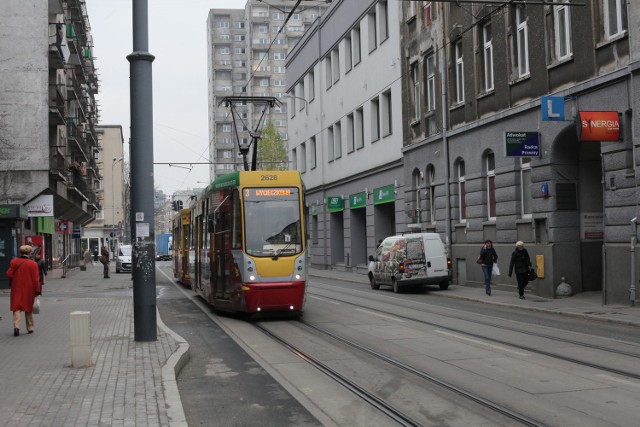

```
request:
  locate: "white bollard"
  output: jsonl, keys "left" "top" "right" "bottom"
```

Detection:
{"left": 70, "top": 311, "right": 92, "bottom": 368}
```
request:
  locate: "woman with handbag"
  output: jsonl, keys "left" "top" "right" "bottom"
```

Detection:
{"left": 508, "top": 241, "right": 532, "bottom": 300}
{"left": 101, "top": 246, "right": 110, "bottom": 279}
{"left": 478, "top": 240, "right": 498, "bottom": 296}
{"left": 6, "top": 245, "right": 41, "bottom": 336}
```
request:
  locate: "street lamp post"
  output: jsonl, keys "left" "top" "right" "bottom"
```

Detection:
{"left": 112, "top": 157, "right": 123, "bottom": 254}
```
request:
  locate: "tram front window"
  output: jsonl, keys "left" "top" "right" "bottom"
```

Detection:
{"left": 243, "top": 187, "right": 302, "bottom": 257}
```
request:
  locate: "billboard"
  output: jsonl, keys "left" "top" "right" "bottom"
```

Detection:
{"left": 578, "top": 111, "right": 621, "bottom": 142}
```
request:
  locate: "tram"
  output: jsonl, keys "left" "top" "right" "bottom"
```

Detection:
{"left": 172, "top": 207, "right": 191, "bottom": 286}
{"left": 185, "top": 170, "right": 307, "bottom": 315}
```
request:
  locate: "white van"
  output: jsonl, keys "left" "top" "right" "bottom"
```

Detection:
{"left": 368, "top": 233, "right": 451, "bottom": 293}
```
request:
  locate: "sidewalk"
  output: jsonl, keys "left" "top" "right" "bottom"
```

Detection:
{"left": 308, "top": 267, "right": 640, "bottom": 327}
{"left": 0, "top": 263, "right": 189, "bottom": 427}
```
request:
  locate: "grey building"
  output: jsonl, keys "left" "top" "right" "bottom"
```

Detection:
{"left": 206, "top": 1, "right": 327, "bottom": 180}
{"left": 399, "top": 1, "right": 640, "bottom": 303}
{"left": 0, "top": 0, "right": 101, "bottom": 278}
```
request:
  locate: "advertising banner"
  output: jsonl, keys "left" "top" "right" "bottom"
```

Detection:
{"left": 327, "top": 196, "right": 344, "bottom": 213}
{"left": 578, "top": 111, "right": 621, "bottom": 142}
{"left": 26, "top": 194, "right": 54, "bottom": 217}
{"left": 505, "top": 132, "right": 540, "bottom": 157}
{"left": 349, "top": 192, "right": 366, "bottom": 209}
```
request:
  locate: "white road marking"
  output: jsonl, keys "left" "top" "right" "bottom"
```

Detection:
{"left": 356, "top": 308, "right": 404, "bottom": 322}
{"left": 434, "top": 330, "right": 530, "bottom": 356}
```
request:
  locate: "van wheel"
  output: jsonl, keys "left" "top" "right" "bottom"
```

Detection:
{"left": 392, "top": 279, "right": 401, "bottom": 293}
{"left": 369, "top": 275, "right": 380, "bottom": 290}
{"left": 439, "top": 281, "right": 450, "bottom": 290}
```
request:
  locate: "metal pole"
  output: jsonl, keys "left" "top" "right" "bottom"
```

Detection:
{"left": 631, "top": 236, "right": 636, "bottom": 306}
{"left": 127, "top": 0, "right": 156, "bottom": 341}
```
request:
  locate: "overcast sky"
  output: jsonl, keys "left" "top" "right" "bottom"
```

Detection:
{"left": 86, "top": 0, "right": 247, "bottom": 196}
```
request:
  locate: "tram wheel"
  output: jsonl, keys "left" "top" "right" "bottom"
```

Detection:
{"left": 369, "top": 275, "right": 380, "bottom": 290}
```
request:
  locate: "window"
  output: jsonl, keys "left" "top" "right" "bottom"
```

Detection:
{"left": 352, "top": 27, "right": 362, "bottom": 65}
{"left": 219, "top": 47, "right": 230, "bottom": 55}
{"left": 273, "top": 52, "right": 286, "bottom": 60}
{"left": 381, "top": 90, "right": 392, "bottom": 137}
{"left": 292, "top": 148, "right": 297, "bottom": 170}
{"left": 259, "top": 79, "right": 269, "bottom": 87}
{"left": 411, "top": 62, "right": 420, "bottom": 121}
{"left": 346, "top": 113, "right": 355, "bottom": 153}
{"left": 426, "top": 165, "right": 436, "bottom": 224}
{"left": 308, "top": 71, "right": 315, "bottom": 101}
{"left": 515, "top": 6, "right": 529, "bottom": 77}
{"left": 345, "top": 36, "right": 352, "bottom": 73}
{"left": 482, "top": 22, "right": 494, "bottom": 92}
{"left": 258, "top": 25, "right": 267, "bottom": 33}
{"left": 325, "top": 55, "right": 332, "bottom": 89}
{"left": 423, "top": 2, "right": 433, "bottom": 28}
{"left": 272, "top": 26, "right": 282, "bottom": 33}
{"left": 233, "top": 21, "right": 245, "bottom": 29}
{"left": 234, "top": 47, "right": 245, "bottom": 54}
{"left": 455, "top": 41, "right": 464, "bottom": 104}
{"left": 407, "top": 1, "right": 417, "bottom": 20}
{"left": 234, "top": 35, "right": 245, "bottom": 41}
{"left": 223, "top": 151, "right": 232, "bottom": 159}
{"left": 332, "top": 48, "right": 340, "bottom": 84}
{"left": 424, "top": 54, "right": 436, "bottom": 113}
{"left": 605, "top": 0, "right": 626, "bottom": 39}
{"left": 368, "top": 10, "right": 377, "bottom": 53}
{"left": 485, "top": 152, "right": 496, "bottom": 220}
{"left": 274, "top": 120, "right": 286, "bottom": 127}
{"left": 327, "top": 126, "right": 334, "bottom": 161}
{"left": 334, "top": 121, "right": 342, "bottom": 159}
{"left": 457, "top": 160, "right": 466, "bottom": 222}
{"left": 219, "top": 21, "right": 229, "bottom": 28}
{"left": 272, "top": 12, "right": 283, "bottom": 20}
{"left": 379, "top": 1, "right": 388, "bottom": 43}
{"left": 300, "top": 143, "right": 306, "bottom": 173}
{"left": 273, "top": 66, "right": 285, "bottom": 73}
{"left": 222, "top": 137, "right": 231, "bottom": 144}
{"left": 371, "top": 98, "right": 380, "bottom": 142}
{"left": 297, "top": 82, "right": 305, "bottom": 111}
{"left": 289, "top": 91, "right": 296, "bottom": 118}
{"left": 521, "top": 158, "right": 532, "bottom": 218}
{"left": 554, "top": 4, "right": 572, "bottom": 60}
{"left": 95, "top": 210, "right": 104, "bottom": 220}
{"left": 220, "top": 34, "right": 230, "bottom": 40}
{"left": 310, "top": 136, "right": 317, "bottom": 169}
{"left": 355, "top": 107, "right": 364, "bottom": 149}
{"left": 273, "top": 79, "right": 286, "bottom": 87}
{"left": 222, "top": 124, "right": 232, "bottom": 132}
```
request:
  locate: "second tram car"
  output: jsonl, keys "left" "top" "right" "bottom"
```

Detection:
{"left": 186, "top": 170, "right": 307, "bottom": 315}
{"left": 172, "top": 208, "right": 191, "bottom": 286}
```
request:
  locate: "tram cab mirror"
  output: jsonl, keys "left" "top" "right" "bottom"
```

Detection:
{"left": 208, "top": 212, "right": 227, "bottom": 233}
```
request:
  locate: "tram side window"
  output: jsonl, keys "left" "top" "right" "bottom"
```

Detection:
{"left": 232, "top": 190, "right": 242, "bottom": 249}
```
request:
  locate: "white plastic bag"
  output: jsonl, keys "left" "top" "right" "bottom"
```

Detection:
{"left": 32, "top": 296, "right": 41, "bottom": 314}
{"left": 492, "top": 263, "right": 501, "bottom": 276}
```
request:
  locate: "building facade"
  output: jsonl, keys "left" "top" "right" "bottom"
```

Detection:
{"left": 398, "top": 1, "right": 639, "bottom": 304}
{"left": 0, "top": 0, "right": 101, "bottom": 282}
{"left": 206, "top": 1, "right": 327, "bottom": 181}
{"left": 81, "top": 126, "right": 124, "bottom": 259}
{"left": 287, "top": 0, "right": 405, "bottom": 271}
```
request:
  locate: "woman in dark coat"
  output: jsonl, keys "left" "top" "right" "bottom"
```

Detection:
{"left": 508, "top": 241, "right": 532, "bottom": 299}
{"left": 478, "top": 240, "right": 498, "bottom": 296}
{"left": 6, "top": 245, "right": 41, "bottom": 336}
{"left": 101, "top": 246, "right": 110, "bottom": 278}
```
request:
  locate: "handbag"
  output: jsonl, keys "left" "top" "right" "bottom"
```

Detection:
{"left": 476, "top": 255, "right": 482, "bottom": 265}
{"left": 528, "top": 268, "right": 538, "bottom": 281}
{"left": 32, "top": 296, "right": 41, "bottom": 314}
{"left": 492, "top": 263, "right": 501, "bottom": 276}
{"left": 99, "top": 255, "right": 107, "bottom": 264}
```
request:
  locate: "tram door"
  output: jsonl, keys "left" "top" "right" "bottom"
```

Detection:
{"left": 214, "top": 195, "right": 232, "bottom": 298}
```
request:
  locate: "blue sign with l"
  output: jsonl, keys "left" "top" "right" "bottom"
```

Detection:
{"left": 541, "top": 96, "right": 565, "bottom": 121}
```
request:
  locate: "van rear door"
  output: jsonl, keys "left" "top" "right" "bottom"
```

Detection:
{"left": 423, "top": 235, "right": 448, "bottom": 277}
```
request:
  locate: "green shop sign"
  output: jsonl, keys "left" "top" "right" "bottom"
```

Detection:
{"left": 373, "top": 184, "right": 395, "bottom": 205}
{"left": 327, "top": 196, "right": 344, "bottom": 212}
{"left": 311, "top": 202, "right": 319, "bottom": 216}
{"left": 349, "top": 192, "right": 366, "bottom": 209}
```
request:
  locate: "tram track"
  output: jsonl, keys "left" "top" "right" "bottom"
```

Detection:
{"left": 254, "top": 321, "right": 546, "bottom": 427}
{"left": 307, "top": 288, "right": 640, "bottom": 380}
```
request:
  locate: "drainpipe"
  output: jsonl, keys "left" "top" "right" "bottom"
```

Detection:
{"left": 439, "top": 42, "right": 452, "bottom": 258}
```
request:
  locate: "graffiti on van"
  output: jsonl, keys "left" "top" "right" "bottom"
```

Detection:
{"left": 379, "top": 238, "right": 428, "bottom": 279}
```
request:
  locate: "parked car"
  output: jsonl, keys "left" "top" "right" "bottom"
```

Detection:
{"left": 368, "top": 233, "right": 451, "bottom": 293}
{"left": 116, "top": 245, "right": 132, "bottom": 273}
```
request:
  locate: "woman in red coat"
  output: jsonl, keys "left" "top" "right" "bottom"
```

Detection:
{"left": 6, "top": 245, "right": 41, "bottom": 336}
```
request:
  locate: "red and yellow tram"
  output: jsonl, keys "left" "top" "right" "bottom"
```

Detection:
{"left": 183, "top": 170, "right": 307, "bottom": 315}
{"left": 172, "top": 207, "right": 191, "bottom": 286}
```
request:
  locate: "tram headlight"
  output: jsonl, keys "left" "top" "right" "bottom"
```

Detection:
{"left": 249, "top": 275, "right": 256, "bottom": 281}
{"left": 295, "top": 274, "right": 301, "bottom": 280}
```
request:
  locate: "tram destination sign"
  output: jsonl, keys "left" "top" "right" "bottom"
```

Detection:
{"left": 505, "top": 131, "right": 540, "bottom": 158}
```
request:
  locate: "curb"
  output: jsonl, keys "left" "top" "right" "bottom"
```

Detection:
{"left": 156, "top": 307, "right": 190, "bottom": 427}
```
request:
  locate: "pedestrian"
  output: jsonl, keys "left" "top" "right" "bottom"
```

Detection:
{"left": 478, "top": 239, "right": 498, "bottom": 296}
{"left": 101, "top": 245, "right": 110, "bottom": 278}
{"left": 508, "top": 241, "right": 532, "bottom": 300}
{"left": 6, "top": 245, "right": 41, "bottom": 336}
{"left": 33, "top": 253, "right": 47, "bottom": 290}
{"left": 93, "top": 249, "right": 99, "bottom": 266}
